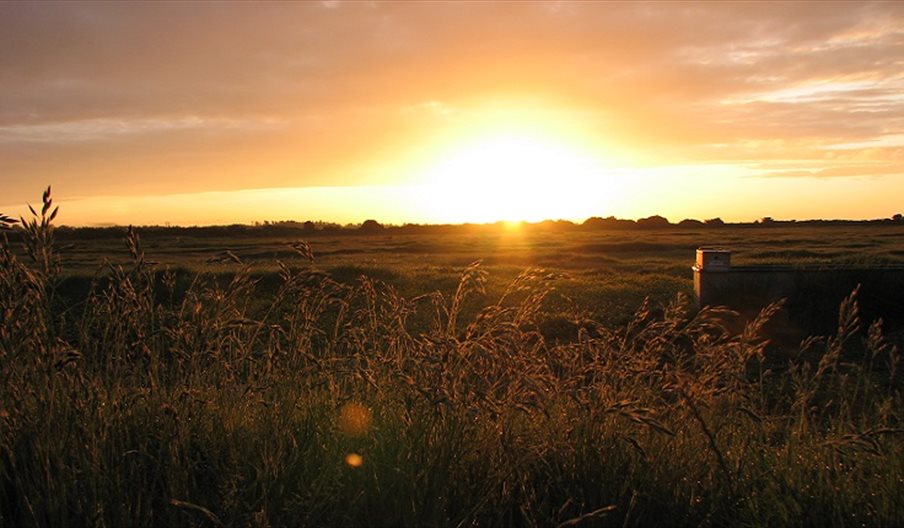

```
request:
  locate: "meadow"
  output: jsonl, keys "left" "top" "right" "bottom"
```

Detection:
{"left": 47, "top": 217, "right": 904, "bottom": 328}
{"left": 1, "top": 193, "right": 903, "bottom": 526}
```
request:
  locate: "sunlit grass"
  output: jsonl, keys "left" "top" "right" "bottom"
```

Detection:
{"left": 1, "top": 189, "right": 902, "bottom": 526}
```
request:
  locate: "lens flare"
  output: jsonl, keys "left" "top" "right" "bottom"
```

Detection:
{"left": 345, "top": 453, "right": 364, "bottom": 468}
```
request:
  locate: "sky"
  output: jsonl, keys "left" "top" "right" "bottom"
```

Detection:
{"left": 1, "top": 1, "right": 903, "bottom": 226}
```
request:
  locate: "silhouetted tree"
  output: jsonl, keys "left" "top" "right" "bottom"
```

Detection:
{"left": 359, "top": 219, "right": 384, "bottom": 234}
{"left": 535, "top": 219, "right": 576, "bottom": 231}
{"left": 704, "top": 217, "right": 725, "bottom": 227}
{"left": 583, "top": 216, "right": 636, "bottom": 230}
{"left": 636, "top": 215, "right": 670, "bottom": 229}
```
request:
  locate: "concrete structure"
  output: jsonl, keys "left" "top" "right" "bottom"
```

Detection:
{"left": 695, "top": 248, "right": 731, "bottom": 271}
{"left": 693, "top": 248, "right": 904, "bottom": 330}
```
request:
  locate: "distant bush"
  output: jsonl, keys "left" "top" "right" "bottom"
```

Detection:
{"left": 636, "top": 215, "right": 671, "bottom": 229}
{"left": 359, "top": 219, "right": 384, "bottom": 234}
{"left": 583, "top": 216, "right": 636, "bottom": 230}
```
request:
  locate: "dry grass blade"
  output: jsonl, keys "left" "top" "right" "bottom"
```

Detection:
{"left": 169, "top": 499, "right": 225, "bottom": 527}
{"left": 0, "top": 213, "right": 15, "bottom": 230}
{"left": 205, "top": 250, "right": 242, "bottom": 264}
{"left": 555, "top": 505, "right": 616, "bottom": 527}
{"left": 290, "top": 240, "right": 315, "bottom": 261}
{"left": 126, "top": 226, "right": 144, "bottom": 262}
{"left": 447, "top": 260, "right": 487, "bottom": 335}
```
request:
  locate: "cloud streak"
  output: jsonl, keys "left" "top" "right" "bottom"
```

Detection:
{"left": 0, "top": 116, "right": 283, "bottom": 143}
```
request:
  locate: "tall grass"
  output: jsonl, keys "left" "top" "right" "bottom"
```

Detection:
{"left": 1, "top": 189, "right": 902, "bottom": 527}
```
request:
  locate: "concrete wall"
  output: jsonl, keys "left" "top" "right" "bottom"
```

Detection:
{"left": 694, "top": 265, "right": 904, "bottom": 330}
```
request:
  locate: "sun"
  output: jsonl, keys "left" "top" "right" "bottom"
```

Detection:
{"left": 419, "top": 133, "right": 610, "bottom": 223}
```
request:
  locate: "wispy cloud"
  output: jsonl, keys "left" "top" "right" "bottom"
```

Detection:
{"left": 0, "top": 116, "right": 283, "bottom": 143}
{"left": 759, "top": 164, "right": 904, "bottom": 179}
{"left": 400, "top": 100, "right": 455, "bottom": 117}
{"left": 826, "top": 134, "right": 904, "bottom": 150}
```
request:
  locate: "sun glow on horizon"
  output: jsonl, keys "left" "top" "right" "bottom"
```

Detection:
{"left": 417, "top": 133, "right": 614, "bottom": 223}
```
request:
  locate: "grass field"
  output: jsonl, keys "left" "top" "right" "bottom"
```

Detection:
{"left": 49, "top": 220, "right": 904, "bottom": 328}
{"left": 2, "top": 197, "right": 903, "bottom": 526}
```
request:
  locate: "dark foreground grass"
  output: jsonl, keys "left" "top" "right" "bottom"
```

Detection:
{"left": 1, "top": 193, "right": 902, "bottom": 527}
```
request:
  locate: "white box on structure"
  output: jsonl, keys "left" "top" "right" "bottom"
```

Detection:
{"left": 694, "top": 248, "right": 731, "bottom": 271}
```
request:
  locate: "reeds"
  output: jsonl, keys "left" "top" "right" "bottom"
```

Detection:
{"left": 0, "top": 190, "right": 901, "bottom": 527}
